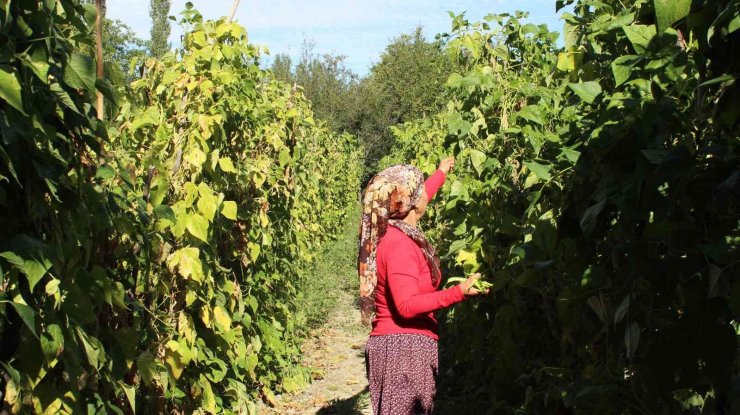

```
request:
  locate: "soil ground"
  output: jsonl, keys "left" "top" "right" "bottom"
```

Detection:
{"left": 259, "top": 290, "right": 373, "bottom": 415}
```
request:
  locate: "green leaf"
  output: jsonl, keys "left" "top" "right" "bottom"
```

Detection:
{"left": 622, "top": 25, "right": 656, "bottom": 53}
{"left": 75, "top": 327, "right": 104, "bottom": 369}
{"left": 64, "top": 54, "right": 96, "bottom": 92}
{"left": 164, "top": 340, "right": 186, "bottom": 380}
{"left": 119, "top": 381, "right": 136, "bottom": 413}
{"left": 614, "top": 296, "right": 631, "bottom": 325}
{"left": 49, "top": 83, "right": 81, "bottom": 114}
{"left": 137, "top": 352, "right": 158, "bottom": 387}
{"left": 3, "top": 298, "right": 37, "bottom": 338}
{"left": 469, "top": 149, "right": 487, "bottom": 176}
{"left": 580, "top": 199, "right": 606, "bottom": 237}
{"left": 95, "top": 78, "right": 119, "bottom": 106}
{"left": 186, "top": 213, "right": 209, "bottom": 242}
{"left": 186, "top": 147, "right": 207, "bottom": 168}
{"left": 95, "top": 165, "right": 116, "bottom": 180}
{"left": 697, "top": 74, "right": 736, "bottom": 88}
{"left": 221, "top": 201, "right": 237, "bottom": 220}
{"left": 130, "top": 106, "right": 160, "bottom": 131}
{"left": 611, "top": 55, "right": 640, "bottom": 87}
{"left": 654, "top": 0, "right": 691, "bottom": 33}
{"left": 625, "top": 321, "right": 640, "bottom": 359}
{"left": 524, "top": 160, "right": 552, "bottom": 181}
{"left": 560, "top": 147, "right": 581, "bottom": 164}
{"left": 446, "top": 73, "right": 463, "bottom": 88}
{"left": 41, "top": 323, "right": 64, "bottom": 360}
{"left": 213, "top": 305, "right": 232, "bottom": 331}
{"left": 2, "top": 235, "right": 53, "bottom": 291}
{"left": 218, "top": 157, "right": 237, "bottom": 173}
{"left": 515, "top": 105, "right": 545, "bottom": 125}
{"left": 568, "top": 81, "right": 602, "bottom": 103}
{"left": 0, "top": 66, "right": 24, "bottom": 114}
{"left": 20, "top": 47, "right": 50, "bottom": 82}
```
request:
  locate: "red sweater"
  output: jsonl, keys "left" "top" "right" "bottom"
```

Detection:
{"left": 369, "top": 170, "right": 466, "bottom": 340}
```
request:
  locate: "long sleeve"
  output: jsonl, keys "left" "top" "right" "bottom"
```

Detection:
{"left": 385, "top": 241, "right": 465, "bottom": 319}
{"left": 424, "top": 169, "right": 446, "bottom": 202}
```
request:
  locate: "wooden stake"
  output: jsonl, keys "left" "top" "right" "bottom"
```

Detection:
{"left": 227, "top": 0, "right": 241, "bottom": 23}
{"left": 95, "top": 0, "right": 104, "bottom": 120}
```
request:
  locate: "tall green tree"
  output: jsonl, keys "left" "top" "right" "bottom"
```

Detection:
{"left": 369, "top": 26, "right": 452, "bottom": 122}
{"left": 149, "top": 0, "right": 171, "bottom": 58}
{"left": 269, "top": 40, "right": 359, "bottom": 132}
{"left": 357, "top": 26, "right": 453, "bottom": 170}
{"left": 102, "top": 19, "right": 148, "bottom": 81}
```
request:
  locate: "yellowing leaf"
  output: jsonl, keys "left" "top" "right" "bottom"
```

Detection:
{"left": 219, "top": 157, "right": 237, "bottom": 173}
{"left": 185, "top": 147, "right": 207, "bottom": 168}
{"left": 178, "top": 311, "right": 196, "bottom": 344}
{"left": 259, "top": 208, "right": 270, "bottom": 228}
{"left": 221, "top": 201, "right": 237, "bottom": 220}
{"left": 186, "top": 213, "right": 209, "bottom": 242}
{"left": 164, "top": 340, "right": 185, "bottom": 380}
{"left": 201, "top": 306, "right": 212, "bottom": 328}
{"left": 197, "top": 184, "right": 218, "bottom": 222}
{"left": 201, "top": 376, "right": 217, "bottom": 414}
{"left": 213, "top": 305, "right": 232, "bottom": 331}
{"left": 248, "top": 242, "right": 261, "bottom": 261}
{"left": 455, "top": 249, "right": 478, "bottom": 265}
{"left": 167, "top": 247, "right": 204, "bottom": 282}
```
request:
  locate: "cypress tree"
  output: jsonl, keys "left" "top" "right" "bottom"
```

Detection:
{"left": 149, "top": 0, "right": 171, "bottom": 58}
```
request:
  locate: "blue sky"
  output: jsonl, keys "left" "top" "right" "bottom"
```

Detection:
{"left": 107, "top": 0, "right": 567, "bottom": 75}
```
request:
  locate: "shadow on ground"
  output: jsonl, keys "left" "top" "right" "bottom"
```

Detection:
{"left": 316, "top": 386, "right": 370, "bottom": 414}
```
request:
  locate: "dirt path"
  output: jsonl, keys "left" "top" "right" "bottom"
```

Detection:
{"left": 260, "top": 290, "right": 373, "bottom": 415}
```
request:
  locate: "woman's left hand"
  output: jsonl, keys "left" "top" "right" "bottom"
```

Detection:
{"left": 458, "top": 272, "right": 490, "bottom": 297}
{"left": 438, "top": 157, "right": 455, "bottom": 174}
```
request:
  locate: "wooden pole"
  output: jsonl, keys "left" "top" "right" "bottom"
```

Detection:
{"left": 227, "top": 0, "right": 241, "bottom": 23}
{"left": 95, "top": 0, "right": 105, "bottom": 120}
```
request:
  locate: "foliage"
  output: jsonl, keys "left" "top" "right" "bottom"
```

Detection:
{"left": 0, "top": 2, "right": 362, "bottom": 414}
{"left": 269, "top": 41, "right": 359, "bottom": 134}
{"left": 370, "top": 26, "right": 452, "bottom": 122}
{"left": 269, "top": 28, "right": 454, "bottom": 175}
{"left": 361, "top": 27, "right": 454, "bottom": 170}
{"left": 384, "top": 3, "right": 739, "bottom": 413}
{"left": 293, "top": 205, "right": 360, "bottom": 331}
{"left": 149, "top": 0, "right": 172, "bottom": 58}
{"left": 102, "top": 19, "right": 148, "bottom": 82}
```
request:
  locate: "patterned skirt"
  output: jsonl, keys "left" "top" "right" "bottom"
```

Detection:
{"left": 365, "top": 334, "right": 439, "bottom": 415}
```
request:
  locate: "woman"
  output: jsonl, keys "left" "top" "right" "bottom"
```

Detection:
{"left": 358, "top": 158, "right": 487, "bottom": 415}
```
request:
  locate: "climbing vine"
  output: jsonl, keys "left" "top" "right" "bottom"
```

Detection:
{"left": 0, "top": 2, "right": 361, "bottom": 414}
{"left": 385, "top": 1, "right": 739, "bottom": 413}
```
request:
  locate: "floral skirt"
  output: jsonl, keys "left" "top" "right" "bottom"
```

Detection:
{"left": 365, "top": 333, "right": 438, "bottom": 415}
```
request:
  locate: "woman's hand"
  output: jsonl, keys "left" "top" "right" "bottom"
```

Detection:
{"left": 458, "top": 272, "right": 490, "bottom": 297}
{"left": 438, "top": 157, "right": 455, "bottom": 174}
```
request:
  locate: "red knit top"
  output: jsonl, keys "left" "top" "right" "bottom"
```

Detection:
{"left": 369, "top": 170, "right": 466, "bottom": 340}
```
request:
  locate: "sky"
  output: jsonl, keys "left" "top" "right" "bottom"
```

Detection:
{"left": 107, "top": 0, "right": 568, "bottom": 76}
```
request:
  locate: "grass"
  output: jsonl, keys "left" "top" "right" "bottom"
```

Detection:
{"left": 294, "top": 206, "right": 360, "bottom": 331}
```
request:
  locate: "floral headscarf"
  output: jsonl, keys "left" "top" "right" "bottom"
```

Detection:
{"left": 358, "top": 164, "right": 442, "bottom": 325}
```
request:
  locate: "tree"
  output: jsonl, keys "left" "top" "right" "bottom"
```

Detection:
{"left": 369, "top": 26, "right": 452, "bottom": 122}
{"left": 102, "top": 19, "right": 148, "bottom": 81}
{"left": 270, "top": 53, "right": 294, "bottom": 84}
{"left": 270, "top": 40, "right": 359, "bottom": 133}
{"left": 355, "top": 26, "right": 453, "bottom": 170}
{"left": 149, "top": 0, "right": 171, "bottom": 58}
